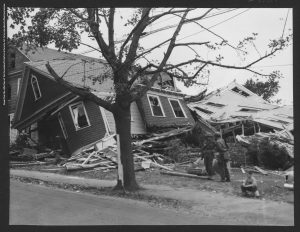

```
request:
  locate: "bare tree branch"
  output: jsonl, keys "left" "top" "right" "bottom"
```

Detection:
{"left": 129, "top": 10, "right": 190, "bottom": 102}
{"left": 79, "top": 42, "right": 102, "bottom": 53}
{"left": 175, "top": 42, "right": 209, "bottom": 47}
{"left": 86, "top": 8, "right": 117, "bottom": 69}
{"left": 68, "top": 8, "right": 87, "bottom": 20}
{"left": 119, "top": 8, "right": 152, "bottom": 64}
{"left": 148, "top": 8, "right": 195, "bottom": 24}
{"left": 108, "top": 8, "right": 116, "bottom": 55}
{"left": 45, "top": 62, "right": 113, "bottom": 112}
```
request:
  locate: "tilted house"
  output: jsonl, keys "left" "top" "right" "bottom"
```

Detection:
{"left": 187, "top": 80, "right": 293, "bottom": 136}
{"left": 12, "top": 46, "right": 195, "bottom": 155}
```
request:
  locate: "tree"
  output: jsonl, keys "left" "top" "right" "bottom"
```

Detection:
{"left": 8, "top": 8, "right": 292, "bottom": 191}
{"left": 243, "top": 71, "right": 281, "bottom": 101}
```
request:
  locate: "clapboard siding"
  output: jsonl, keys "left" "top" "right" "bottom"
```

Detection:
{"left": 137, "top": 93, "right": 195, "bottom": 128}
{"left": 102, "top": 101, "right": 146, "bottom": 134}
{"left": 8, "top": 74, "right": 22, "bottom": 114}
{"left": 7, "top": 47, "right": 29, "bottom": 73}
{"left": 60, "top": 100, "right": 107, "bottom": 154}
{"left": 19, "top": 69, "right": 69, "bottom": 121}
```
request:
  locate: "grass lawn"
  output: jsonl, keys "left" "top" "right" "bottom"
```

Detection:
{"left": 11, "top": 160, "right": 293, "bottom": 204}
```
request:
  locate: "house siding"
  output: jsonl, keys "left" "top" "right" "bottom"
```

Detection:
{"left": 19, "top": 69, "right": 69, "bottom": 122}
{"left": 7, "top": 47, "right": 29, "bottom": 73}
{"left": 102, "top": 101, "right": 146, "bottom": 135}
{"left": 60, "top": 100, "right": 107, "bottom": 154}
{"left": 8, "top": 73, "right": 22, "bottom": 114}
{"left": 137, "top": 93, "right": 195, "bottom": 129}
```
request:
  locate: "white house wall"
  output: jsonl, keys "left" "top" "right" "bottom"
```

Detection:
{"left": 102, "top": 101, "right": 146, "bottom": 135}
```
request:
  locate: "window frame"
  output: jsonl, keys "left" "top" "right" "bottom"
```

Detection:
{"left": 69, "top": 101, "right": 91, "bottom": 131}
{"left": 31, "top": 75, "right": 42, "bottom": 101}
{"left": 168, "top": 98, "right": 187, "bottom": 118}
{"left": 58, "top": 112, "right": 68, "bottom": 139}
{"left": 147, "top": 94, "right": 166, "bottom": 117}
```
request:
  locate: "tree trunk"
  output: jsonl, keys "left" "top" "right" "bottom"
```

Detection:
{"left": 113, "top": 102, "right": 139, "bottom": 191}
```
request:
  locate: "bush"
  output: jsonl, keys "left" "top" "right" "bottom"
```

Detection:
{"left": 257, "top": 140, "right": 293, "bottom": 170}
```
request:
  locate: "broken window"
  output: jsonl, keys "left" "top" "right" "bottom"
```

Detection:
{"left": 231, "top": 87, "right": 250, "bottom": 97}
{"left": 58, "top": 113, "right": 68, "bottom": 139}
{"left": 194, "top": 106, "right": 213, "bottom": 115}
{"left": 148, "top": 95, "right": 164, "bottom": 117}
{"left": 205, "top": 102, "right": 225, "bottom": 108}
{"left": 31, "top": 75, "right": 42, "bottom": 100}
{"left": 69, "top": 102, "right": 90, "bottom": 130}
{"left": 169, "top": 99, "right": 186, "bottom": 118}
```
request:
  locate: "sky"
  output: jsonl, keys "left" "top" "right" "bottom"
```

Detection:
{"left": 7, "top": 8, "right": 293, "bottom": 105}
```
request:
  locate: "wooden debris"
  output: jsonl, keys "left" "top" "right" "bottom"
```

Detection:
{"left": 254, "top": 166, "right": 268, "bottom": 175}
{"left": 10, "top": 161, "right": 47, "bottom": 167}
{"left": 133, "top": 154, "right": 173, "bottom": 171}
{"left": 82, "top": 151, "right": 96, "bottom": 165}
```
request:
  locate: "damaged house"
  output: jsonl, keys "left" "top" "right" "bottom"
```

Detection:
{"left": 187, "top": 80, "right": 293, "bottom": 138}
{"left": 11, "top": 46, "right": 195, "bottom": 156}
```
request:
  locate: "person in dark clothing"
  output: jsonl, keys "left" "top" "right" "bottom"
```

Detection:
{"left": 201, "top": 136, "right": 216, "bottom": 179}
{"left": 214, "top": 133, "right": 231, "bottom": 182}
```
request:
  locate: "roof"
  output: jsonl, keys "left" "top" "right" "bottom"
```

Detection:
{"left": 25, "top": 59, "right": 114, "bottom": 92}
{"left": 18, "top": 45, "right": 102, "bottom": 63}
{"left": 188, "top": 80, "right": 293, "bottom": 131}
{"left": 188, "top": 81, "right": 278, "bottom": 121}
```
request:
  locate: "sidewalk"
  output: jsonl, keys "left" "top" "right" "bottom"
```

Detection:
{"left": 10, "top": 169, "right": 294, "bottom": 225}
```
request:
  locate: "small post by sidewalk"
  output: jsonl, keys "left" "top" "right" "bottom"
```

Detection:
{"left": 117, "top": 134, "right": 124, "bottom": 187}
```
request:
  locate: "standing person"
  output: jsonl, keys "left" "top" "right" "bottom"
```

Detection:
{"left": 201, "top": 136, "right": 216, "bottom": 180}
{"left": 215, "top": 133, "right": 231, "bottom": 182}
{"left": 241, "top": 171, "right": 260, "bottom": 197}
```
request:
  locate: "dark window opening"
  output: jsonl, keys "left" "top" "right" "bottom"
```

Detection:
{"left": 206, "top": 102, "right": 225, "bottom": 108}
{"left": 148, "top": 95, "right": 164, "bottom": 117}
{"left": 169, "top": 99, "right": 185, "bottom": 118}
{"left": 232, "top": 87, "right": 250, "bottom": 97}
{"left": 194, "top": 106, "right": 213, "bottom": 115}
{"left": 70, "top": 102, "right": 90, "bottom": 130}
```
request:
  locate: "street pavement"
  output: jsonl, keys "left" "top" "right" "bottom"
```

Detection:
{"left": 10, "top": 169, "right": 294, "bottom": 225}
{"left": 10, "top": 180, "right": 205, "bottom": 225}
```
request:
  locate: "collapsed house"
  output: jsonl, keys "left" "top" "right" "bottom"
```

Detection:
{"left": 187, "top": 80, "right": 293, "bottom": 139}
{"left": 11, "top": 46, "right": 195, "bottom": 156}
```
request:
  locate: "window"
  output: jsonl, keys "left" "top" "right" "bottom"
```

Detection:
{"left": 31, "top": 75, "right": 42, "bottom": 100}
{"left": 58, "top": 113, "right": 68, "bottom": 139}
{"left": 69, "top": 101, "right": 91, "bottom": 130}
{"left": 205, "top": 102, "right": 225, "bottom": 108}
{"left": 169, "top": 99, "right": 186, "bottom": 118}
{"left": 194, "top": 106, "right": 213, "bottom": 115}
{"left": 147, "top": 95, "right": 165, "bottom": 117}
{"left": 231, "top": 87, "right": 250, "bottom": 97}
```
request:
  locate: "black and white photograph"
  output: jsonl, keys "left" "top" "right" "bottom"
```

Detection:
{"left": 4, "top": 3, "right": 294, "bottom": 227}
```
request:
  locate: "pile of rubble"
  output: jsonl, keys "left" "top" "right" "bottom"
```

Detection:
{"left": 9, "top": 148, "right": 64, "bottom": 167}
{"left": 236, "top": 129, "right": 294, "bottom": 174}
